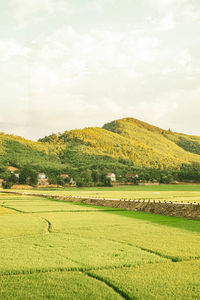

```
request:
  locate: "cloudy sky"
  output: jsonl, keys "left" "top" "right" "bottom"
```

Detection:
{"left": 0, "top": 0, "right": 200, "bottom": 140}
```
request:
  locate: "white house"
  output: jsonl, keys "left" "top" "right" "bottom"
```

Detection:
{"left": 38, "top": 173, "right": 49, "bottom": 186}
{"left": 106, "top": 173, "right": 116, "bottom": 182}
{"left": 38, "top": 173, "right": 46, "bottom": 179}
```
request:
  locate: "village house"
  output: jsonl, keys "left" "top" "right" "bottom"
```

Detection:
{"left": 38, "top": 173, "right": 49, "bottom": 186}
{"left": 8, "top": 166, "right": 19, "bottom": 178}
{"left": 70, "top": 178, "right": 76, "bottom": 186}
{"left": 38, "top": 173, "right": 46, "bottom": 179}
{"left": 106, "top": 173, "right": 116, "bottom": 182}
{"left": 60, "top": 174, "right": 69, "bottom": 179}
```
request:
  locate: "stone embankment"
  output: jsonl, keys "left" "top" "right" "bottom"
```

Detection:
{"left": 3, "top": 191, "right": 200, "bottom": 220}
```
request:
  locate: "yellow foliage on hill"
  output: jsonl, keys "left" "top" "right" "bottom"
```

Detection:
{"left": 1, "top": 117, "right": 200, "bottom": 171}
{"left": 64, "top": 118, "right": 200, "bottom": 169}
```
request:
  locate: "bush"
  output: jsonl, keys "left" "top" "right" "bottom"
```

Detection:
{"left": 2, "top": 181, "right": 12, "bottom": 189}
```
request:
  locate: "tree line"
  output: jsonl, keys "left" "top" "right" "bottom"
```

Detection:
{"left": 0, "top": 161, "right": 200, "bottom": 189}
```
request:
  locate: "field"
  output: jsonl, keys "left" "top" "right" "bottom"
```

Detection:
{"left": 12, "top": 184, "right": 200, "bottom": 203}
{"left": 0, "top": 190, "right": 200, "bottom": 299}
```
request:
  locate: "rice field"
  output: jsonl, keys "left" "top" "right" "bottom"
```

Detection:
{"left": 11, "top": 184, "right": 200, "bottom": 203}
{"left": 0, "top": 191, "right": 200, "bottom": 299}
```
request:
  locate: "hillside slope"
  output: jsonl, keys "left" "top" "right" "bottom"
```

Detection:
{"left": 0, "top": 132, "right": 67, "bottom": 171}
{"left": 102, "top": 118, "right": 200, "bottom": 168}
{"left": 1, "top": 117, "right": 200, "bottom": 175}
{"left": 39, "top": 117, "right": 200, "bottom": 171}
{"left": 164, "top": 132, "right": 200, "bottom": 155}
{"left": 46, "top": 117, "right": 200, "bottom": 170}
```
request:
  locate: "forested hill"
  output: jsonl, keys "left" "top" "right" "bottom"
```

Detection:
{"left": 0, "top": 132, "right": 67, "bottom": 171}
{"left": 1, "top": 117, "right": 200, "bottom": 176}
{"left": 103, "top": 118, "right": 200, "bottom": 156}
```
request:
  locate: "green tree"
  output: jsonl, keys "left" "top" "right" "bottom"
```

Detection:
{"left": 19, "top": 166, "right": 38, "bottom": 186}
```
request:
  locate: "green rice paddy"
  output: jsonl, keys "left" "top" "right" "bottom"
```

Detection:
{"left": 12, "top": 184, "right": 200, "bottom": 203}
{"left": 0, "top": 190, "right": 200, "bottom": 299}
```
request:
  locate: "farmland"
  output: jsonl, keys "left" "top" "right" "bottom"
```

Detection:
{"left": 0, "top": 190, "right": 200, "bottom": 299}
{"left": 12, "top": 184, "right": 200, "bottom": 203}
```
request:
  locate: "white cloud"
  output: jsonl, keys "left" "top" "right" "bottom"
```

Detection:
{"left": 177, "top": 49, "right": 192, "bottom": 66}
{"left": 30, "top": 65, "right": 60, "bottom": 92}
{"left": 11, "top": 0, "right": 52, "bottom": 26}
{"left": 159, "top": 0, "right": 175, "bottom": 5}
{"left": 0, "top": 0, "right": 199, "bottom": 139}
{"left": 161, "top": 67, "right": 176, "bottom": 75}
{"left": 0, "top": 39, "right": 31, "bottom": 61}
{"left": 160, "top": 12, "right": 175, "bottom": 31}
{"left": 180, "top": 3, "right": 200, "bottom": 21}
{"left": 156, "top": 90, "right": 200, "bottom": 135}
{"left": 11, "top": 0, "right": 74, "bottom": 27}
{"left": 147, "top": 12, "right": 175, "bottom": 32}
{"left": 21, "top": 27, "right": 160, "bottom": 97}
{"left": 133, "top": 37, "right": 160, "bottom": 62}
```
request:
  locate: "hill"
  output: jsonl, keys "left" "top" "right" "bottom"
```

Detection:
{"left": 0, "top": 132, "right": 67, "bottom": 171}
{"left": 41, "top": 117, "right": 200, "bottom": 170}
{"left": 102, "top": 118, "right": 200, "bottom": 168}
{"left": 1, "top": 117, "right": 200, "bottom": 184}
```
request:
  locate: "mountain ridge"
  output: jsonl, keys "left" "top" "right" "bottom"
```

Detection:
{"left": 0, "top": 117, "right": 200, "bottom": 178}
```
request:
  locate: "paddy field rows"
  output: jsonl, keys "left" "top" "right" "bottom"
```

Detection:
{"left": 12, "top": 184, "right": 200, "bottom": 203}
{"left": 0, "top": 191, "right": 200, "bottom": 299}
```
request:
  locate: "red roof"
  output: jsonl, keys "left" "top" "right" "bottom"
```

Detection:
{"left": 8, "top": 166, "right": 19, "bottom": 172}
{"left": 60, "top": 174, "right": 69, "bottom": 178}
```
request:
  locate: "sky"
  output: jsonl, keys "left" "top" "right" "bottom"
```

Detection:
{"left": 0, "top": 0, "right": 200, "bottom": 140}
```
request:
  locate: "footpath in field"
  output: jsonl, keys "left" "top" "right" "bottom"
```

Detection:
{"left": 0, "top": 192, "right": 200, "bottom": 299}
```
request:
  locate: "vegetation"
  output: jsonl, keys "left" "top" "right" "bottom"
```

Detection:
{"left": 0, "top": 192, "right": 199, "bottom": 299}
{"left": 0, "top": 272, "right": 122, "bottom": 300}
{"left": 1, "top": 117, "right": 200, "bottom": 185}
{"left": 13, "top": 185, "right": 200, "bottom": 203}
{"left": 165, "top": 131, "right": 200, "bottom": 155}
{"left": 90, "top": 261, "right": 200, "bottom": 300}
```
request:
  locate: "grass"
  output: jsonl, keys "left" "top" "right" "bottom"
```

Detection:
{"left": 0, "top": 191, "right": 200, "bottom": 299}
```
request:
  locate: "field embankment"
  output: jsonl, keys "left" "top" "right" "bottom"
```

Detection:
{"left": 4, "top": 191, "right": 200, "bottom": 220}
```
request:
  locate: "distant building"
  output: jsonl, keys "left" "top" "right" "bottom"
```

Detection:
{"left": 60, "top": 174, "right": 69, "bottom": 179}
{"left": 70, "top": 178, "right": 76, "bottom": 185}
{"left": 106, "top": 173, "right": 116, "bottom": 182}
{"left": 8, "top": 166, "right": 18, "bottom": 173}
{"left": 8, "top": 166, "right": 19, "bottom": 178}
{"left": 38, "top": 173, "right": 46, "bottom": 179}
{"left": 38, "top": 173, "right": 49, "bottom": 185}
